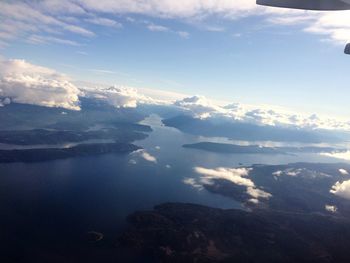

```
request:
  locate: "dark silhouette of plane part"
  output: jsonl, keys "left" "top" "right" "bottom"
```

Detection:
{"left": 257, "top": 0, "right": 350, "bottom": 10}
{"left": 344, "top": 43, "right": 350, "bottom": 55}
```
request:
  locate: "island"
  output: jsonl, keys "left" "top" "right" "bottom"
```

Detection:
{"left": 0, "top": 143, "right": 141, "bottom": 163}
{"left": 118, "top": 202, "right": 350, "bottom": 262}
{"left": 0, "top": 128, "right": 150, "bottom": 146}
{"left": 183, "top": 142, "right": 341, "bottom": 155}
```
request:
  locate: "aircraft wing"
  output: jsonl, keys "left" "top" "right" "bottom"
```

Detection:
{"left": 256, "top": 0, "right": 350, "bottom": 10}
{"left": 345, "top": 43, "right": 350, "bottom": 54}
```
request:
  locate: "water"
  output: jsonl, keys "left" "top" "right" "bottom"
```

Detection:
{"left": 0, "top": 114, "right": 347, "bottom": 261}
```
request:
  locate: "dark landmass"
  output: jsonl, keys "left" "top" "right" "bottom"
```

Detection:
{"left": 202, "top": 163, "right": 350, "bottom": 216}
{"left": 184, "top": 142, "right": 285, "bottom": 154}
{"left": 118, "top": 202, "right": 350, "bottom": 263}
{"left": 183, "top": 142, "right": 342, "bottom": 154}
{"left": 0, "top": 98, "right": 147, "bottom": 131}
{"left": 107, "top": 122, "right": 153, "bottom": 133}
{"left": 163, "top": 115, "right": 343, "bottom": 143}
{"left": 0, "top": 143, "right": 140, "bottom": 163}
{"left": 0, "top": 128, "right": 150, "bottom": 146}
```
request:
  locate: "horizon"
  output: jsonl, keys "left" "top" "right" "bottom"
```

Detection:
{"left": 1, "top": 0, "right": 350, "bottom": 120}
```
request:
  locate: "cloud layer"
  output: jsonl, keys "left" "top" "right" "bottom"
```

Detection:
{"left": 1, "top": 58, "right": 349, "bottom": 133}
{"left": 0, "top": 58, "right": 159, "bottom": 110}
{"left": 1, "top": 0, "right": 350, "bottom": 47}
{"left": 174, "top": 95, "right": 350, "bottom": 131}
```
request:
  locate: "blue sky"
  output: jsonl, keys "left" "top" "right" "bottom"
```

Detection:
{"left": 1, "top": 0, "right": 350, "bottom": 119}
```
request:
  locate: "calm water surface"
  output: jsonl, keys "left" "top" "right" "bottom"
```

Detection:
{"left": 0, "top": 115, "right": 347, "bottom": 261}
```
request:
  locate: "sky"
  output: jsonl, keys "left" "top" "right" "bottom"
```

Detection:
{"left": 1, "top": 0, "right": 350, "bottom": 119}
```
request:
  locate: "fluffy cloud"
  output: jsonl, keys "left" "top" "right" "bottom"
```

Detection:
{"left": 0, "top": 59, "right": 81, "bottom": 110}
{"left": 321, "top": 151, "right": 350, "bottom": 161}
{"left": 174, "top": 96, "right": 225, "bottom": 119}
{"left": 273, "top": 168, "right": 330, "bottom": 178}
{"left": 183, "top": 177, "right": 203, "bottom": 190}
{"left": 0, "top": 58, "right": 165, "bottom": 110}
{"left": 325, "top": 204, "right": 338, "bottom": 213}
{"left": 339, "top": 169, "right": 349, "bottom": 175}
{"left": 330, "top": 179, "right": 350, "bottom": 199}
{"left": 132, "top": 149, "right": 158, "bottom": 163}
{"left": 191, "top": 166, "right": 272, "bottom": 202}
{"left": 174, "top": 95, "right": 350, "bottom": 131}
{"left": 82, "top": 86, "right": 145, "bottom": 108}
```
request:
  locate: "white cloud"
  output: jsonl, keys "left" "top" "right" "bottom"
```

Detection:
{"left": 0, "top": 59, "right": 81, "bottom": 110}
{"left": 272, "top": 168, "right": 330, "bottom": 179}
{"left": 177, "top": 31, "right": 190, "bottom": 38}
{"left": 0, "top": 1, "right": 94, "bottom": 46}
{"left": 273, "top": 170, "right": 283, "bottom": 176}
{"left": 248, "top": 198, "right": 259, "bottom": 204}
{"left": 321, "top": 151, "right": 350, "bottom": 161}
{"left": 339, "top": 169, "right": 349, "bottom": 175}
{"left": 85, "top": 17, "right": 123, "bottom": 28}
{"left": 193, "top": 166, "right": 271, "bottom": 201}
{"left": 325, "top": 204, "right": 338, "bottom": 213}
{"left": 194, "top": 167, "right": 254, "bottom": 187}
{"left": 81, "top": 85, "right": 154, "bottom": 108}
{"left": 174, "top": 95, "right": 350, "bottom": 131}
{"left": 0, "top": 97, "right": 11, "bottom": 107}
{"left": 141, "top": 151, "right": 157, "bottom": 163}
{"left": 174, "top": 95, "right": 225, "bottom": 119}
{"left": 183, "top": 177, "right": 203, "bottom": 190}
{"left": 147, "top": 23, "right": 170, "bottom": 32}
{"left": 0, "top": 0, "right": 350, "bottom": 48}
{"left": 129, "top": 159, "right": 137, "bottom": 165}
{"left": 27, "top": 35, "right": 80, "bottom": 46}
{"left": 330, "top": 180, "right": 350, "bottom": 199}
{"left": 132, "top": 149, "right": 158, "bottom": 163}
{"left": 246, "top": 186, "right": 272, "bottom": 199}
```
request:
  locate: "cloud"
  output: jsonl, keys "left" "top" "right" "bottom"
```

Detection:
{"left": 63, "top": 24, "right": 95, "bottom": 37}
{"left": 68, "top": 1, "right": 350, "bottom": 44}
{"left": 272, "top": 168, "right": 330, "bottom": 179}
{"left": 0, "top": 59, "right": 81, "bottom": 110}
{"left": 1, "top": 0, "right": 350, "bottom": 49}
{"left": 330, "top": 180, "right": 350, "bottom": 199}
{"left": 339, "top": 169, "right": 349, "bottom": 175}
{"left": 129, "top": 159, "right": 137, "bottom": 165}
{"left": 183, "top": 177, "right": 203, "bottom": 190}
{"left": 194, "top": 167, "right": 254, "bottom": 187}
{"left": 174, "top": 95, "right": 225, "bottom": 119}
{"left": 193, "top": 166, "right": 271, "bottom": 201}
{"left": 177, "top": 31, "right": 190, "bottom": 38}
{"left": 321, "top": 151, "right": 350, "bottom": 161}
{"left": 0, "top": 57, "right": 167, "bottom": 110}
{"left": 131, "top": 149, "right": 158, "bottom": 163}
{"left": 81, "top": 85, "right": 154, "bottom": 108}
{"left": 0, "top": 1, "right": 94, "bottom": 46}
{"left": 325, "top": 204, "right": 338, "bottom": 213}
{"left": 85, "top": 17, "right": 123, "bottom": 28}
{"left": 174, "top": 95, "right": 350, "bottom": 131}
{"left": 0, "top": 97, "right": 11, "bottom": 107}
{"left": 147, "top": 23, "right": 170, "bottom": 32}
{"left": 27, "top": 35, "right": 80, "bottom": 46}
